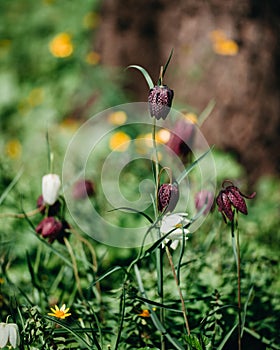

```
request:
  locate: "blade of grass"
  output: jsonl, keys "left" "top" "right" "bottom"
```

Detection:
{"left": 0, "top": 167, "right": 23, "bottom": 206}
{"left": 197, "top": 99, "right": 215, "bottom": 126}
{"left": 108, "top": 207, "right": 153, "bottom": 223}
{"left": 241, "top": 286, "right": 254, "bottom": 337}
{"left": 45, "top": 316, "right": 96, "bottom": 350}
{"left": 126, "top": 65, "right": 154, "bottom": 89}
{"left": 217, "top": 323, "right": 238, "bottom": 350}
{"left": 176, "top": 147, "right": 213, "bottom": 185}
{"left": 160, "top": 49, "right": 174, "bottom": 82}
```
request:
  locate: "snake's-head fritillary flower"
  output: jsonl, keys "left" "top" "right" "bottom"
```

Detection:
{"left": 48, "top": 304, "right": 71, "bottom": 319}
{"left": 166, "top": 115, "right": 196, "bottom": 161}
{"left": 148, "top": 85, "right": 174, "bottom": 120}
{"left": 72, "top": 179, "right": 95, "bottom": 200}
{"left": 36, "top": 217, "right": 70, "bottom": 244}
{"left": 158, "top": 183, "right": 179, "bottom": 213}
{"left": 195, "top": 189, "right": 214, "bottom": 215}
{"left": 36, "top": 216, "right": 62, "bottom": 239}
{"left": 0, "top": 322, "right": 20, "bottom": 349}
{"left": 42, "top": 174, "right": 61, "bottom": 205}
{"left": 216, "top": 180, "right": 256, "bottom": 222}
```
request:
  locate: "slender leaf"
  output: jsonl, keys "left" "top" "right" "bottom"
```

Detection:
{"left": 126, "top": 65, "right": 154, "bottom": 89}
{"left": 108, "top": 206, "right": 153, "bottom": 223}
{"left": 160, "top": 48, "right": 174, "bottom": 83}
{"left": 216, "top": 323, "right": 238, "bottom": 350}
{"left": 198, "top": 99, "right": 215, "bottom": 126}
{"left": 89, "top": 265, "right": 124, "bottom": 288}
{"left": 243, "top": 327, "right": 280, "bottom": 350}
{"left": 0, "top": 167, "right": 23, "bottom": 206}
{"left": 176, "top": 147, "right": 213, "bottom": 185}
{"left": 135, "top": 295, "right": 183, "bottom": 314}
{"left": 45, "top": 316, "right": 95, "bottom": 349}
{"left": 241, "top": 286, "right": 254, "bottom": 336}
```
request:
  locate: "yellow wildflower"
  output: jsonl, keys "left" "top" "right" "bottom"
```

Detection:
{"left": 138, "top": 307, "right": 156, "bottom": 317}
{"left": 109, "top": 131, "right": 131, "bottom": 152}
{"left": 49, "top": 33, "right": 73, "bottom": 58}
{"left": 108, "top": 111, "right": 127, "bottom": 125}
{"left": 85, "top": 51, "right": 100, "bottom": 65}
{"left": 5, "top": 139, "right": 22, "bottom": 159}
{"left": 138, "top": 309, "right": 150, "bottom": 317}
{"left": 210, "top": 29, "right": 239, "bottom": 56}
{"left": 48, "top": 304, "right": 71, "bottom": 319}
{"left": 213, "top": 39, "right": 239, "bottom": 56}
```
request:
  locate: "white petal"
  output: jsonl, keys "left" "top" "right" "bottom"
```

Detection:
{"left": 170, "top": 240, "right": 179, "bottom": 250}
{"left": 0, "top": 323, "right": 9, "bottom": 348}
{"left": 42, "top": 174, "right": 61, "bottom": 205}
{"left": 161, "top": 215, "right": 180, "bottom": 233}
{"left": 8, "top": 324, "right": 19, "bottom": 348}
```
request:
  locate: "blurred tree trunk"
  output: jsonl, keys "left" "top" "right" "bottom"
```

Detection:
{"left": 95, "top": 0, "right": 280, "bottom": 185}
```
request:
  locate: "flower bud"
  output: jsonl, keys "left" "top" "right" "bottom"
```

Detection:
{"left": 36, "top": 217, "right": 63, "bottom": 239}
{"left": 42, "top": 174, "right": 61, "bottom": 205}
{"left": 72, "top": 179, "right": 95, "bottom": 200}
{"left": 158, "top": 183, "right": 179, "bottom": 213}
{"left": 148, "top": 85, "right": 174, "bottom": 120}
{"left": 195, "top": 190, "right": 214, "bottom": 215}
{"left": 0, "top": 322, "right": 20, "bottom": 349}
{"left": 167, "top": 118, "right": 195, "bottom": 161}
{"left": 36, "top": 217, "right": 70, "bottom": 244}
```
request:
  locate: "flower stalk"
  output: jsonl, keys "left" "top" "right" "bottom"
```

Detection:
{"left": 165, "top": 245, "right": 191, "bottom": 335}
{"left": 216, "top": 181, "right": 256, "bottom": 350}
{"left": 231, "top": 216, "right": 242, "bottom": 350}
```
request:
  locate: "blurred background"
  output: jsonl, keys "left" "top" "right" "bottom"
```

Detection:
{"left": 1, "top": 0, "right": 280, "bottom": 186}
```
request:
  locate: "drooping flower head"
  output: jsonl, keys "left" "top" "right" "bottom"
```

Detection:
{"left": 160, "top": 213, "right": 190, "bottom": 250}
{"left": 166, "top": 113, "right": 196, "bottom": 162}
{"left": 0, "top": 322, "right": 20, "bottom": 349}
{"left": 148, "top": 85, "right": 174, "bottom": 120}
{"left": 42, "top": 174, "right": 61, "bottom": 205}
{"left": 158, "top": 182, "right": 179, "bottom": 213}
{"left": 36, "top": 217, "right": 70, "bottom": 244}
{"left": 216, "top": 180, "right": 256, "bottom": 222}
{"left": 72, "top": 179, "right": 95, "bottom": 200}
{"left": 195, "top": 189, "right": 214, "bottom": 215}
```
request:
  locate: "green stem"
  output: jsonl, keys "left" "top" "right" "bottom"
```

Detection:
{"left": 236, "top": 222, "right": 242, "bottom": 350}
{"left": 155, "top": 226, "right": 165, "bottom": 350}
{"left": 165, "top": 245, "right": 191, "bottom": 335}
{"left": 231, "top": 216, "right": 242, "bottom": 350}
{"left": 152, "top": 116, "right": 165, "bottom": 349}
{"left": 152, "top": 118, "right": 159, "bottom": 212}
